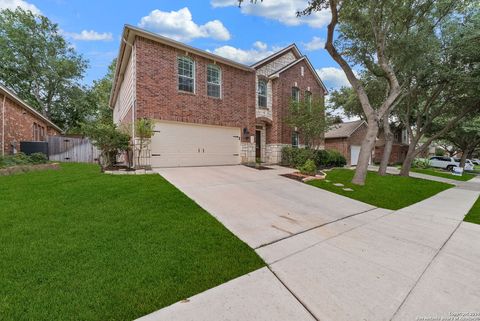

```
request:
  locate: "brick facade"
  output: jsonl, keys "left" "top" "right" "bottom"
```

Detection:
{"left": 111, "top": 26, "right": 327, "bottom": 166}
{"left": 325, "top": 122, "right": 368, "bottom": 166}
{"left": 1, "top": 89, "right": 61, "bottom": 155}
{"left": 270, "top": 59, "right": 325, "bottom": 146}
{"left": 135, "top": 36, "right": 257, "bottom": 143}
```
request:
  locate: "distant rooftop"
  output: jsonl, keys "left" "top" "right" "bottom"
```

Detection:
{"left": 325, "top": 120, "right": 365, "bottom": 139}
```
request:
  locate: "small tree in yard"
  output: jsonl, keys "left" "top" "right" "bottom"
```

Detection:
{"left": 82, "top": 122, "right": 130, "bottom": 171}
{"left": 134, "top": 118, "right": 155, "bottom": 168}
{"left": 285, "top": 98, "right": 327, "bottom": 150}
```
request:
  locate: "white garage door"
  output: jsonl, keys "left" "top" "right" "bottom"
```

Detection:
{"left": 351, "top": 145, "right": 372, "bottom": 166}
{"left": 350, "top": 145, "right": 361, "bottom": 166}
{"left": 150, "top": 121, "right": 241, "bottom": 167}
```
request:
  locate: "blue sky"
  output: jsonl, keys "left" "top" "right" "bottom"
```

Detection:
{"left": 0, "top": 0, "right": 350, "bottom": 91}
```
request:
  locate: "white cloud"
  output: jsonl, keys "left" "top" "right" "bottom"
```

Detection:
{"left": 0, "top": 0, "right": 40, "bottom": 14}
{"left": 67, "top": 30, "right": 113, "bottom": 41}
{"left": 211, "top": 0, "right": 330, "bottom": 28}
{"left": 210, "top": 42, "right": 277, "bottom": 65}
{"left": 303, "top": 36, "right": 325, "bottom": 51}
{"left": 316, "top": 67, "right": 351, "bottom": 90}
{"left": 253, "top": 41, "right": 267, "bottom": 51}
{"left": 138, "top": 7, "right": 230, "bottom": 42}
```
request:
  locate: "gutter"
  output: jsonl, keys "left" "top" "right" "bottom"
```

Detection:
{"left": 2, "top": 94, "right": 5, "bottom": 156}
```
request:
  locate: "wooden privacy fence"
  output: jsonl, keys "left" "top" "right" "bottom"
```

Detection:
{"left": 48, "top": 136, "right": 101, "bottom": 163}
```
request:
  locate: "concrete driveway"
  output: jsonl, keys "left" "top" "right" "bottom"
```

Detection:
{"left": 144, "top": 165, "right": 480, "bottom": 321}
{"left": 155, "top": 165, "right": 381, "bottom": 249}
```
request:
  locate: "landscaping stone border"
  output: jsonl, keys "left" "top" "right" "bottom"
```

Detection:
{"left": 0, "top": 163, "right": 60, "bottom": 176}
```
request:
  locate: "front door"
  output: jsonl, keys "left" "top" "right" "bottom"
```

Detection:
{"left": 255, "top": 130, "right": 261, "bottom": 160}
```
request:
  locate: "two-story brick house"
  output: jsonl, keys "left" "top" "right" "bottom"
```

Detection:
{"left": 110, "top": 25, "right": 327, "bottom": 167}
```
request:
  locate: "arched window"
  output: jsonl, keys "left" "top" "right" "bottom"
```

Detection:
{"left": 257, "top": 79, "right": 267, "bottom": 108}
{"left": 178, "top": 56, "right": 195, "bottom": 93}
{"left": 207, "top": 64, "right": 221, "bottom": 98}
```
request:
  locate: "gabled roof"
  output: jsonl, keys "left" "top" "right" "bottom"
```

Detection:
{"left": 325, "top": 120, "right": 366, "bottom": 139}
{"left": 0, "top": 84, "right": 62, "bottom": 132}
{"left": 250, "top": 44, "right": 301, "bottom": 69}
{"left": 268, "top": 56, "right": 328, "bottom": 93}
{"left": 110, "top": 25, "right": 254, "bottom": 107}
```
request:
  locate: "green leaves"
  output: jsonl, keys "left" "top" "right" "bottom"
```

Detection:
{"left": 0, "top": 8, "right": 87, "bottom": 130}
{"left": 285, "top": 97, "right": 327, "bottom": 149}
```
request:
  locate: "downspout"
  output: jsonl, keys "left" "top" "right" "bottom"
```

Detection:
{"left": 2, "top": 94, "right": 5, "bottom": 157}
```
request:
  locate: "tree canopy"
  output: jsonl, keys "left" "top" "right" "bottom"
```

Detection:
{"left": 0, "top": 8, "right": 90, "bottom": 130}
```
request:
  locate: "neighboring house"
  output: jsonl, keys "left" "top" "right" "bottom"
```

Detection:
{"left": 110, "top": 25, "right": 327, "bottom": 167}
{"left": 324, "top": 120, "right": 368, "bottom": 166}
{"left": 373, "top": 126, "right": 409, "bottom": 164}
{"left": 0, "top": 84, "right": 62, "bottom": 156}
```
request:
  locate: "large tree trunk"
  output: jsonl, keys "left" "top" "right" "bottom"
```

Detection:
{"left": 352, "top": 121, "right": 379, "bottom": 185}
{"left": 378, "top": 115, "right": 393, "bottom": 176}
{"left": 399, "top": 143, "right": 417, "bottom": 177}
{"left": 459, "top": 151, "right": 468, "bottom": 168}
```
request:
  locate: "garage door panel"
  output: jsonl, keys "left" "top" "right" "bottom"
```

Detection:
{"left": 151, "top": 121, "right": 241, "bottom": 168}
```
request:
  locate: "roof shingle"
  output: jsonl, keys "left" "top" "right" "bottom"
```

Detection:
{"left": 325, "top": 120, "right": 365, "bottom": 139}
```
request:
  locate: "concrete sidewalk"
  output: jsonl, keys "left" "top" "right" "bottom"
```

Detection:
{"left": 140, "top": 167, "right": 480, "bottom": 321}
{"left": 369, "top": 165, "right": 480, "bottom": 191}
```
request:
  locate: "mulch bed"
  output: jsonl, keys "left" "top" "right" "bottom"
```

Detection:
{"left": 244, "top": 164, "right": 273, "bottom": 170}
{"left": 0, "top": 163, "right": 60, "bottom": 176}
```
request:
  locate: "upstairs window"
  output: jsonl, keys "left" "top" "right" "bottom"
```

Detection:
{"left": 207, "top": 64, "right": 221, "bottom": 98}
{"left": 258, "top": 79, "right": 267, "bottom": 108}
{"left": 305, "top": 91, "right": 312, "bottom": 109}
{"left": 292, "top": 87, "right": 300, "bottom": 102}
{"left": 178, "top": 56, "right": 195, "bottom": 93}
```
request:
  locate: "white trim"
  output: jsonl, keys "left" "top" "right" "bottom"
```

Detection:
{"left": 206, "top": 64, "right": 222, "bottom": 98}
{"left": 110, "top": 25, "right": 253, "bottom": 108}
{"left": 251, "top": 44, "right": 301, "bottom": 68}
{"left": 257, "top": 78, "right": 268, "bottom": 108}
{"left": 178, "top": 55, "right": 196, "bottom": 94}
{"left": 269, "top": 57, "right": 328, "bottom": 94}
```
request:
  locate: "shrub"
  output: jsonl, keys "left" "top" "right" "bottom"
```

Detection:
{"left": 313, "top": 149, "right": 346, "bottom": 168}
{"left": 298, "top": 159, "right": 317, "bottom": 175}
{"left": 282, "top": 147, "right": 347, "bottom": 169}
{"left": 326, "top": 150, "right": 347, "bottom": 167}
{"left": 0, "top": 152, "right": 49, "bottom": 168}
{"left": 412, "top": 158, "right": 430, "bottom": 169}
{"left": 281, "top": 146, "right": 314, "bottom": 168}
{"left": 82, "top": 122, "right": 131, "bottom": 169}
{"left": 29, "top": 152, "right": 48, "bottom": 164}
{"left": 313, "top": 150, "right": 329, "bottom": 167}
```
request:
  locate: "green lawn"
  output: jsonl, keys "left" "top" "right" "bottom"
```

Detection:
{"left": 464, "top": 196, "right": 480, "bottom": 224}
{"left": 411, "top": 168, "right": 475, "bottom": 181}
{"left": 0, "top": 163, "right": 264, "bottom": 321}
{"left": 308, "top": 169, "right": 453, "bottom": 210}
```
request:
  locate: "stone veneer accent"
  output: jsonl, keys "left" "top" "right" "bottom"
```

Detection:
{"left": 241, "top": 142, "right": 255, "bottom": 164}
{"left": 255, "top": 52, "right": 296, "bottom": 120}
{"left": 265, "top": 144, "right": 289, "bottom": 164}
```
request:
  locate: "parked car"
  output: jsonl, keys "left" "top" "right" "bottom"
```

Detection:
{"left": 471, "top": 159, "right": 480, "bottom": 165}
{"left": 429, "top": 156, "right": 457, "bottom": 170}
{"left": 428, "top": 156, "right": 474, "bottom": 171}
